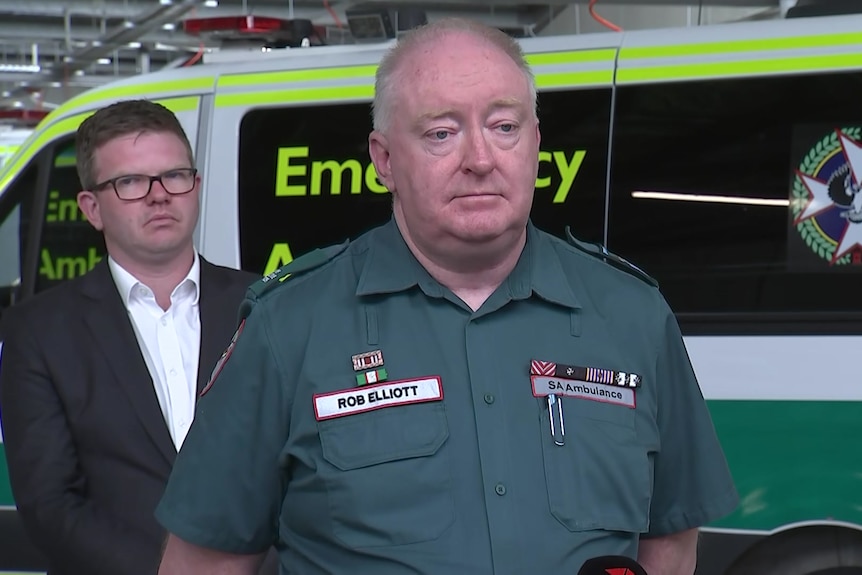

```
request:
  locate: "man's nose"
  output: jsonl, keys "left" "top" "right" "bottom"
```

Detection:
{"left": 460, "top": 128, "right": 495, "bottom": 175}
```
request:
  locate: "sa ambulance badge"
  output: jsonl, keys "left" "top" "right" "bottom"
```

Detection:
{"left": 200, "top": 319, "right": 246, "bottom": 397}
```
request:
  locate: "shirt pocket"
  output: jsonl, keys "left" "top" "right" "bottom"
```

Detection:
{"left": 318, "top": 401, "right": 455, "bottom": 548}
{"left": 539, "top": 396, "right": 651, "bottom": 533}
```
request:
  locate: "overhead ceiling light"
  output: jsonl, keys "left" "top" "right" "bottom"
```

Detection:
{"left": 204, "top": 0, "right": 218, "bottom": 6}
{"left": 162, "top": 23, "right": 176, "bottom": 30}
{"left": 127, "top": 41, "right": 142, "bottom": 48}
{"left": 96, "top": 57, "right": 111, "bottom": 65}
{"left": 631, "top": 190, "right": 790, "bottom": 207}
{"left": 159, "top": 0, "right": 173, "bottom": 5}
{"left": 0, "top": 63, "right": 41, "bottom": 73}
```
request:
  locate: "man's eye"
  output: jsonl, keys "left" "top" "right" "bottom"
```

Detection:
{"left": 499, "top": 124, "right": 515, "bottom": 133}
{"left": 433, "top": 131, "right": 449, "bottom": 140}
{"left": 117, "top": 176, "right": 143, "bottom": 186}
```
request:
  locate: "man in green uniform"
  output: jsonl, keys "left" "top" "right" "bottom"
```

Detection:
{"left": 156, "top": 17, "right": 738, "bottom": 575}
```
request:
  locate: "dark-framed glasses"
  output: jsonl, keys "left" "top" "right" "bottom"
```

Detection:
{"left": 94, "top": 168, "right": 198, "bottom": 201}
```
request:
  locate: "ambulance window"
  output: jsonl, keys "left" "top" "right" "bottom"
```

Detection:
{"left": 0, "top": 165, "right": 35, "bottom": 313}
{"left": 238, "top": 103, "right": 391, "bottom": 275}
{"left": 529, "top": 88, "right": 610, "bottom": 246}
{"left": 34, "top": 139, "right": 105, "bottom": 293}
{"left": 237, "top": 88, "right": 610, "bottom": 275}
{"left": 607, "top": 71, "right": 862, "bottom": 328}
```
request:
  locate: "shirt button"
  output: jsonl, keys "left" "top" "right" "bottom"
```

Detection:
{"left": 483, "top": 393, "right": 495, "bottom": 404}
{"left": 494, "top": 483, "right": 507, "bottom": 496}
{"left": 170, "top": 368, "right": 177, "bottom": 376}
{"left": 160, "top": 318, "right": 167, "bottom": 326}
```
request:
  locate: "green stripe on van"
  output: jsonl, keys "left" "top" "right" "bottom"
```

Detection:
{"left": 216, "top": 49, "right": 617, "bottom": 91}
{"left": 218, "top": 65, "right": 377, "bottom": 88}
{"left": 538, "top": 70, "right": 614, "bottom": 88}
{"left": 617, "top": 52, "right": 862, "bottom": 83}
{"left": 0, "top": 446, "right": 13, "bottom": 507}
{"left": 0, "top": 96, "right": 199, "bottom": 192}
{"left": 620, "top": 30, "right": 862, "bottom": 60}
{"left": 526, "top": 48, "right": 617, "bottom": 66}
{"left": 215, "top": 86, "right": 374, "bottom": 107}
{"left": 63, "top": 78, "right": 213, "bottom": 111}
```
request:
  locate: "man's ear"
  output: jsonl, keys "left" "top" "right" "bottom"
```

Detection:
{"left": 77, "top": 190, "right": 104, "bottom": 231}
{"left": 368, "top": 131, "right": 395, "bottom": 193}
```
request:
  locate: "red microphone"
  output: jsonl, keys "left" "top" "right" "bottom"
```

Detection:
{"left": 577, "top": 556, "right": 649, "bottom": 575}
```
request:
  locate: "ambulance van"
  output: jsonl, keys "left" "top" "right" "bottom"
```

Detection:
{"left": 1, "top": 12, "right": 862, "bottom": 575}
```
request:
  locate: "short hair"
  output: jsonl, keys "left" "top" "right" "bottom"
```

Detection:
{"left": 372, "top": 18, "right": 537, "bottom": 133}
{"left": 75, "top": 99, "right": 194, "bottom": 190}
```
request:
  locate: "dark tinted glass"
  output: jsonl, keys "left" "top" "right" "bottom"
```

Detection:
{"left": 237, "top": 88, "right": 612, "bottom": 275}
{"left": 35, "top": 140, "right": 105, "bottom": 293}
{"left": 608, "top": 71, "right": 862, "bottom": 326}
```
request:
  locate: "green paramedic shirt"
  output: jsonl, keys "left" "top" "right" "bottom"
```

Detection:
{"left": 156, "top": 218, "right": 738, "bottom": 574}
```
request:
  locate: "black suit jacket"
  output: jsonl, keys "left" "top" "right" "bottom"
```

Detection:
{"left": 0, "top": 258, "right": 258, "bottom": 575}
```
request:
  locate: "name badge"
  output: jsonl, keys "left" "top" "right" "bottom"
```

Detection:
{"left": 314, "top": 376, "right": 443, "bottom": 421}
{"left": 531, "top": 376, "right": 636, "bottom": 408}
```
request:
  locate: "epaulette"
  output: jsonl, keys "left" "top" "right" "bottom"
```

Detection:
{"left": 245, "top": 240, "right": 350, "bottom": 304}
{"left": 564, "top": 226, "right": 658, "bottom": 288}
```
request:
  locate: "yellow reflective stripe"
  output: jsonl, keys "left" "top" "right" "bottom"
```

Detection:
{"left": 214, "top": 67, "right": 610, "bottom": 108}
{"left": 159, "top": 96, "right": 200, "bottom": 113}
{"left": 217, "top": 49, "right": 616, "bottom": 90}
{"left": 527, "top": 48, "right": 616, "bottom": 66}
{"left": 617, "top": 52, "right": 862, "bottom": 83}
{"left": 620, "top": 31, "right": 862, "bottom": 59}
{"left": 538, "top": 70, "right": 613, "bottom": 88}
{"left": 0, "top": 114, "right": 85, "bottom": 191}
{"left": 215, "top": 86, "right": 373, "bottom": 107}
{"left": 64, "top": 77, "right": 213, "bottom": 110}
{"left": 0, "top": 96, "right": 199, "bottom": 192}
{"left": 218, "top": 65, "right": 377, "bottom": 87}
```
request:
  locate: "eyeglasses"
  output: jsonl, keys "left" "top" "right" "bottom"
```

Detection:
{"left": 93, "top": 168, "right": 198, "bottom": 201}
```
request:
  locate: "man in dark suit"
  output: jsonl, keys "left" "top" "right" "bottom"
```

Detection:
{"left": 0, "top": 100, "right": 263, "bottom": 575}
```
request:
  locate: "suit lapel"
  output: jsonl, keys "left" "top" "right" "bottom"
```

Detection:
{"left": 197, "top": 260, "right": 240, "bottom": 395}
{"left": 79, "top": 261, "right": 176, "bottom": 466}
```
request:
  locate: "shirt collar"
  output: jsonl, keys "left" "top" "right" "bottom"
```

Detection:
{"left": 355, "top": 218, "right": 442, "bottom": 297}
{"left": 356, "top": 218, "right": 580, "bottom": 309}
{"left": 506, "top": 222, "right": 580, "bottom": 309}
{"left": 108, "top": 250, "right": 201, "bottom": 307}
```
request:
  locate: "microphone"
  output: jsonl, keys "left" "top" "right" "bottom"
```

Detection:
{"left": 577, "top": 555, "right": 649, "bottom": 575}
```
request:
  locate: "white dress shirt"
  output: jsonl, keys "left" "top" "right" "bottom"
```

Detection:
{"left": 109, "top": 254, "right": 201, "bottom": 450}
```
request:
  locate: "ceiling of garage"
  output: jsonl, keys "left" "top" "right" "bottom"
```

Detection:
{"left": 0, "top": 0, "right": 802, "bottom": 116}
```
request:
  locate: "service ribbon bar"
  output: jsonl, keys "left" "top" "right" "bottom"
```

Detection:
{"left": 356, "top": 368, "right": 388, "bottom": 386}
{"left": 531, "top": 359, "right": 642, "bottom": 388}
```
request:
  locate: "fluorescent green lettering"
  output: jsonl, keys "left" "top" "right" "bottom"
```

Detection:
{"left": 553, "top": 150, "right": 586, "bottom": 204}
{"left": 310, "top": 159, "right": 362, "bottom": 196}
{"left": 39, "top": 247, "right": 102, "bottom": 281}
{"left": 275, "top": 147, "right": 309, "bottom": 197}
{"left": 264, "top": 243, "right": 294, "bottom": 275}
{"left": 39, "top": 248, "right": 56, "bottom": 280}
{"left": 45, "top": 190, "right": 60, "bottom": 222}
{"left": 88, "top": 247, "right": 102, "bottom": 271}
{"left": 59, "top": 198, "right": 82, "bottom": 222}
{"left": 365, "top": 164, "right": 388, "bottom": 194}
{"left": 535, "top": 151, "right": 553, "bottom": 189}
{"left": 56, "top": 256, "right": 87, "bottom": 279}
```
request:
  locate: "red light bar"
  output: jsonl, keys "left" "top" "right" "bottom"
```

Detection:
{"left": 183, "top": 15, "right": 287, "bottom": 35}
